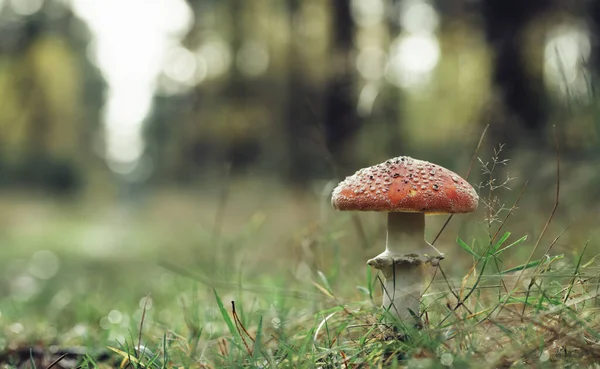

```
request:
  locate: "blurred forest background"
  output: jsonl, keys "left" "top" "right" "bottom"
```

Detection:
{"left": 2, "top": 0, "right": 600, "bottom": 351}
{"left": 1, "top": 0, "right": 599, "bottom": 195}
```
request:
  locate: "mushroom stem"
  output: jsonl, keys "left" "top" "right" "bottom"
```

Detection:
{"left": 386, "top": 212, "right": 427, "bottom": 256}
{"left": 367, "top": 212, "right": 440, "bottom": 323}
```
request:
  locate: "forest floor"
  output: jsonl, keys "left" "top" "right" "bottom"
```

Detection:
{"left": 0, "top": 167, "right": 599, "bottom": 368}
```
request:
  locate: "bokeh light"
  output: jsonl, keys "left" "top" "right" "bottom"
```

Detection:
{"left": 350, "top": 0, "right": 384, "bottom": 28}
{"left": 385, "top": 34, "right": 440, "bottom": 89}
{"left": 9, "top": 0, "right": 43, "bottom": 16}
{"left": 71, "top": 0, "right": 193, "bottom": 174}
{"left": 197, "top": 37, "right": 233, "bottom": 79}
{"left": 399, "top": 0, "right": 439, "bottom": 34}
{"left": 237, "top": 40, "right": 270, "bottom": 77}
{"left": 544, "top": 22, "right": 591, "bottom": 101}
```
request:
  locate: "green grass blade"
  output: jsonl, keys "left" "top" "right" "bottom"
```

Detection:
{"left": 253, "top": 316, "right": 264, "bottom": 360}
{"left": 462, "top": 254, "right": 490, "bottom": 302}
{"left": 108, "top": 346, "right": 147, "bottom": 367}
{"left": 145, "top": 351, "right": 164, "bottom": 369}
{"left": 317, "top": 270, "right": 333, "bottom": 293}
{"left": 457, "top": 237, "right": 479, "bottom": 258}
{"left": 213, "top": 288, "right": 241, "bottom": 344}
{"left": 501, "top": 255, "right": 563, "bottom": 275}
{"left": 366, "top": 266, "right": 374, "bottom": 302}
{"left": 493, "top": 235, "right": 528, "bottom": 256}
{"left": 581, "top": 253, "right": 600, "bottom": 268}
{"left": 491, "top": 232, "right": 511, "bottom": 253}
{"left": 162, "top": 333, "right": 168, "bottom": 369}
{"left": 296, "top": 324, "right": 317, "bottom": 365}
{"left": 82, "top": 354, "right": 101, "bottom": 369}
{"left": 564, "top": 241, "right": 589, "bottom": 303}
{"left": 29, "top": 348, "right": 35, "bottom": 369}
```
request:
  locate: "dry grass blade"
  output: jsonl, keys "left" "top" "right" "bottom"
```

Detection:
{"left": 138, "top": 294, "right": 151, "bottom": 355}
{"left": 518, "top": 224, "right": 570, "bottom": 311}
{"left": 314, "top": 311, "right": 339, "bottom": 347}
{"left": 376, "top": 274, "right": 401, "bottom": 318}
{"left": 432, "top": 124, "right": 489, "bottom": 245}
{"left": 508, "top": 308, "right": 600, "bottom": 362}
{"left": 459, "top": 181, "right": 528, "bottom": 301}
{"left": 489, "top": 181, "right": 528, "bottom": 246}
{"left": 563, "top": 240, "right": 590, "bottom": 303}
{"left": 502, "top": 127, "right": 560, "bottom": 317}
{"left": 217, "top": 338, "right": 228, "bottom": 357}
{"left": 231, "top": 301, "right": 253, "bottom": 354}
{"left": 421, "top": 264, "right": 439, "bottom": 297}
{"left": 44, "top": 353, "right": 68, "bottom": 369}
{"left": 232, "top": 301, "right": 255, "bottom": 343}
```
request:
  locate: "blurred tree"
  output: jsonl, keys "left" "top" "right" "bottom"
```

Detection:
{"left": 480, "top": 0, "right": 551, "bottom": 148}
{"left": 285, "top": 0, "right": 361, "bottom": 185}
{"left": 0, "top": 2, "right": 104, "bottom": 193}
{"left": 589, "top": 0, "right": 600, "bottom": 88}
{"left": 285, "top": 0, "right": 326, "bottom": 184}
{"left": 323, "top": 0, "right": 360, "bottom": 174}
{"left": 350, "top": 0, "right": 405, "bottom": 163}
{"left": 222, "top": 0, "right": 268, "bottom": 170}
{"left": 378, "top": 0, "right": 403, "bottom": 157}
{"left": 171, "top": 0, "right": 276, "bottom": 180}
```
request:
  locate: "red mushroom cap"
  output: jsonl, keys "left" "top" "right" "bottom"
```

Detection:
{"left": 331, "top": 156, "right": 478, "bottom": 214}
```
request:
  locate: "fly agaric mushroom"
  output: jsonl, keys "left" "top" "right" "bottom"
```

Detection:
{"left": 331, "top": 156, "right": 478, "bottom": 323}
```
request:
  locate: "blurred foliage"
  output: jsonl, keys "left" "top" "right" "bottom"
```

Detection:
{"left": 0, "top": 0, "right": 104, "bottom": 193}
{"left": 0, "top": 0, "right": 598, "bottom": 193}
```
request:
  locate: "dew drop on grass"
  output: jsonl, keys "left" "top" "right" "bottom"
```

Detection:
{"left": 440, "top": 353, "right": 453, "bottom": 366}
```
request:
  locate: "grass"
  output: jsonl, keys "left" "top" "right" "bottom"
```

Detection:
{"left": 1, "top": 151, "right": 600, "bottom": 368}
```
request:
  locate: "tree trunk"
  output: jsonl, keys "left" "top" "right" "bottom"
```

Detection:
{"left": 284, "top": 0, "right": 329, "bottom": 184}
{"left": 322, "top": 75, "right": 357, "bottom": 174}
{"left": 481, "top": 0, "right": 550, "bottom": 148}
{"left": 589, "top": 1, "right": 600, "bottom": 81}
{"left": 323, "top": 0, "right": 359, "bottom": 174}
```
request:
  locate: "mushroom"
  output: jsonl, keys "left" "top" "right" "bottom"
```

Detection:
{"left": 331, "top": 156, "right": 478, "bottom": 324}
